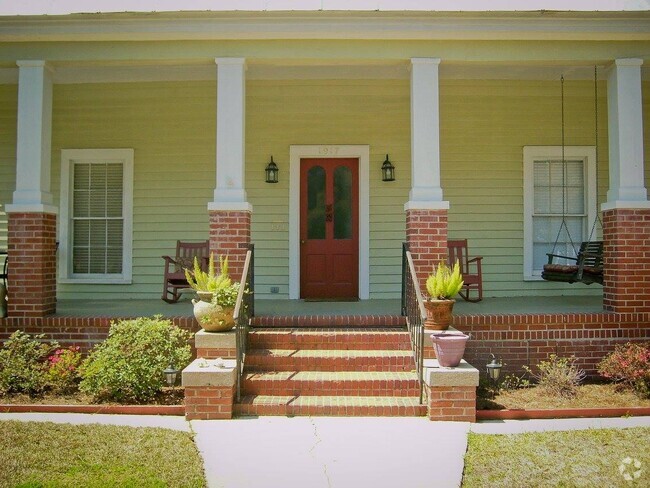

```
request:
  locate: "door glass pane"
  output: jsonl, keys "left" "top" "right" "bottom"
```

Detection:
{"left": 307, "top": 165, "right": 326, "bottom": 239}
{"left": 334, "top": 166, "right": 352, "bottom": 239}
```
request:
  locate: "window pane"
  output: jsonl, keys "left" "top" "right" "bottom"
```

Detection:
{"left": 307, "top": 165, "right": 326, "bottom": 240}
{"left": 333, "top": 166, "right": 352, "bottom": 240}
{"left": 71, "top": 160, "right": 124, "bottom": 276}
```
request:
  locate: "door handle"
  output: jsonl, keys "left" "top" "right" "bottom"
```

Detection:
{"left": 301, "top": 240, "right": 305, "bottom": 244}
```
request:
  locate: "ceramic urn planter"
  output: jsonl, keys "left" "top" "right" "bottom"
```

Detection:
{"left": 430, "top": 332, "right": 470, "bottom": 367}
{"left": 423, "top": 299, "right": 455, "bottom": 331}
{"left": 192, "top": 292, "right": 236, "bottom": 332}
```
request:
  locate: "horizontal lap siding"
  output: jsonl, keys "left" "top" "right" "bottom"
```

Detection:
{"left": 53, "top": 82, "right": 214, "bottom": 299}
{"left": 0, "top": 85, "right": 17, "bottom": 255}
{"left": 441, "top": 79, "right": 608, "bottom": 297}
{"left": 247, "top": 80, "right": 410, "bottom": 299}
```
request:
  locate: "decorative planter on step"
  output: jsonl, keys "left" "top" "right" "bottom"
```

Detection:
{"left": 430, "top": 333, "right": 469, "bottom": 367}
{"left": 192, "top": 292, "right": 235, "bottom": 332}
{"left": 423, "top": 299, "right": 455, "bottom": 330}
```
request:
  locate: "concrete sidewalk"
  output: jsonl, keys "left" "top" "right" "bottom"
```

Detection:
{"left": 1, "top": 413, "right": 649, "bottom": 488}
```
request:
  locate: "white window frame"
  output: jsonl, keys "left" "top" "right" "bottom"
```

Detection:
{"left": 523, "top": 146, "right": 597, "bottom": 281}
{"left": 59, "top": 149, "right": 134, "bottom": 284}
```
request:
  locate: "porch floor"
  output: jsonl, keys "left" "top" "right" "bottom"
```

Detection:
{"left": 52, "top": 295, "right": 604, "bottom": 318}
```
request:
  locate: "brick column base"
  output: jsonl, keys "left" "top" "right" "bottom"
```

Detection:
{"left": 7, "top": 212, "right": 57, "bottom": 317}
{"left": 209, "top": 210, "right": 251, "bottom": 282}
{"left": 426, "top": 385, "right": 477, "bottom": 422}
{"left": 603, "top": 208, "right": 650, "bottom": 313}
{"left": 185, "top": 385, "right": 235, "bottom": 420}
{"left": 424, "top": 359, "right": 479, "bottom": 422}
{"left": 182, "top": 358, "right": 236, "bottom": 420}
{"left": 405, "top": 208, "right": 448, "bottom": 293}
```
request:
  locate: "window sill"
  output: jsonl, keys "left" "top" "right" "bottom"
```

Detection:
{"left": 524, "top": 275, "right": 544, "bottom": 282}
{"left": 58, "top": 278, "right": 132, "bottom": 285}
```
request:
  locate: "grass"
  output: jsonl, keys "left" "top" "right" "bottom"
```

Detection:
{"left": 478, "top": 383, "right": 650, "bottom": 410}
{"left": 463, "top": 427, "right": 650, "bottom": 487}
{"left": 0, "top": 421, "right": 206, "bottom": 487}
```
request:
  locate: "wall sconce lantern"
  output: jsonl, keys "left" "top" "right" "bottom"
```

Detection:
{"left": 265, "top": 156, "right": 279, "bottom": 183}
{"left": 486, "top": 353, "right": 503, "bottom": 383}
{"left": 163, "top": 363, "right": 180, "bottom": 388}
{"left": 381, "top": 154, "right": 395, "bottom": 182}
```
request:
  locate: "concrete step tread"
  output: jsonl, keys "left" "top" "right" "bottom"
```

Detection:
{"left": 246, "top": 349, "right": 413, "bottom": 359}
{"left": 236, "top": 394, "right": 425, "bottom": 408}
{"left": 243, "top": 371, "right": 418, "bottom": 381}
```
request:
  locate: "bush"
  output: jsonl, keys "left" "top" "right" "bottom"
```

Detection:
{"left": 0, "top": 331, "right": 58, "bottom": 396}
{"left": 79, "top": 316, "right": 192, "bottom": 403}
{"left": 524, "top": 354, "right": 586, "bottom": 398}
{"left": 46, "top": 346, "right": 83, "bottom": 395}
{"left": 598, "top": 342, "right": 650, "bottom": 399}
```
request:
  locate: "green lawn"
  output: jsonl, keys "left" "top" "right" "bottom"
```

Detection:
{"left": 463, "top": 427, "right": 650, "bottom": 487}
{"left": 0, "top": 421, "right": 206, "bottom": 487}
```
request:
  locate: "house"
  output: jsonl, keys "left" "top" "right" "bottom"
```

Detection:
{"left": 0, "top": 1, "right": 649, "bottom": 418}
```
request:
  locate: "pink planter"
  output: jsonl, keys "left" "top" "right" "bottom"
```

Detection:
{"left": 430, "top": 333, "right": 469, "bottom": 367}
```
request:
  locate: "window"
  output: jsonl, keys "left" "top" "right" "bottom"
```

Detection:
{"left": 523, "top": 146, "right": 597, "bottom": 280}
{"left": 59, "top": 149, "right": 133, "bottom": 283}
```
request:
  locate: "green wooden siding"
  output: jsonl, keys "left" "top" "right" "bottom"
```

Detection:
{"left": 0, "top": 78, "right": 648, "bottom": 299}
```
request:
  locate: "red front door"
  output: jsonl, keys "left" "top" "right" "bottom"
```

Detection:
{"left": 300, "top": 158, "right": 359, "bottom": 299}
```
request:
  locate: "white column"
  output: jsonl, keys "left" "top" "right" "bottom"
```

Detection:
{"left": 405, "top": 57, "right": 449, "bottom": 211}
{"left": 209, "top": 57, "right": 251, "bottom": 212}
{"left": 6, "top": 60, "right": 57, "bottom": 214}
{"left": 603, "top": 58, "right": 650, "bottom": 210}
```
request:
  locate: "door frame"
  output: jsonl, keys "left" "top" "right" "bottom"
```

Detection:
{"left": 289, "top": 145, "right": 370, "bottom": 300}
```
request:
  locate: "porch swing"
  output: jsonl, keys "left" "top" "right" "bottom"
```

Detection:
{"left": 541, "top": 68, "right": 604, "bottom": 286}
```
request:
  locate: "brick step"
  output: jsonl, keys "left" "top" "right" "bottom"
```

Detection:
{"left": 251, "top": 315, "right": 406, "bottom": 328}
{"left": 247, "top": 328, "right": 411, "bottom": 351}
{"left": 241, "top": 371, "right": 420, "bottom": 397}
{"left": 245, "top": 349, "right": 416, "bottom": 372}
{"left": 235, "top": 395, "right": 427, "bottom": 417}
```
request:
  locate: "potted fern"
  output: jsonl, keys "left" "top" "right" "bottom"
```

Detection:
{"left": 424, "top": 260, "right": 464, "bottom": 331}
{"left": 184, "top": 254, "right": 240, "bottom": 332}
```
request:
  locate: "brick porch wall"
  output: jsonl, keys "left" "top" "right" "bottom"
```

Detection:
{"left": 208, "top": 210, "right": 251, "bottom": 282}
{"left": 405, "top": 208, "right": 448, "bottom": 292}
{"left": 7, "top": 213, "right": 57, "bottom": 317}
{"left": 458, "top": 311, "right": 650, "bottom": 376}
{"left": 0, "top": 315, "right": 200, "bottom": 354}
{"left": 603, "top": 208, "right": 650, "bottom": 313}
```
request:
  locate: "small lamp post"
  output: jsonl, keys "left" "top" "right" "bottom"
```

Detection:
{"left": 265, "top": 156, "right": 279, "bottom": 183}
{"left": 486, "top": 353, "right": 503, "bottom": 384}
{"left": 381, "top": 154, "right": 395, "bottom": 182}
{"left": 163, "top": 363, "right": 180, "bottom": 388}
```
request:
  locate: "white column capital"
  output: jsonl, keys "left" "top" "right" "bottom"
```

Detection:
{"left": 612, "top": 58, "right": 643, "bottom": 68}
{"left": 215, "top": 57, "right": 246, "bottom": 67}
{"left": 410, "top": 57, "right": 441, "bottom": 66}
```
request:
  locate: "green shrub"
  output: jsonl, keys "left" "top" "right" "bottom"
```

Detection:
{"left": 524, "top": 354, "right": 586, "bottom": 398}
{"left": 0, "top": 331, "right": 58, "bottom": 396}
{"left": 79, "top": 316, "right": 192, "bottom": 403}
{"left": 598, "top": 342, "right": 650, "bottom": 399}
{"left": 46, "top": 346, "right": 83, "bottom": 395}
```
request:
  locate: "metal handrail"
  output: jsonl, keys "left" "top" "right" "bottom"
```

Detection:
{"left": 234, "top": 244, "right": 254, "bottom": 402}
{"left": 401, "top": 242, "right": 426, "bottom": 404}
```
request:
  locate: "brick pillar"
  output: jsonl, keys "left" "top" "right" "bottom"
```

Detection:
{"left": 603, "top": 208, "right": 650, "bottom": 313}
{"left": 7, "top": 212, "right": 57, "bottom": 317}
{"left": 209, "top": 210, "right": 251, "bottom": 282}
{"left": 405, "top": 208, "right": 448, "bottom": 293}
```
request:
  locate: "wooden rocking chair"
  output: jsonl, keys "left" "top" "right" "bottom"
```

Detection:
{"left": 162, "top": 240, "right": 210, "bottom": 303}
{"left": 542, "top": 241, "right": 603, "bottom": 285}
{"left": 447, "top": 239, "right": 483, "bottom": 302}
